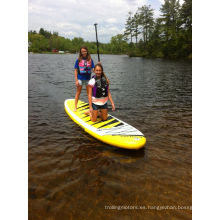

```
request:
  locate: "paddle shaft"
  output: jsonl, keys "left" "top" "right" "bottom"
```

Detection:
{"left": 94, "top": 23, "right": 100, "bottom": 62}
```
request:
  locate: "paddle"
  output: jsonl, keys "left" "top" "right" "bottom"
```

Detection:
{"left": 93, "top": 23, "right": 111, "bottom": 105}
{"left": 94, "top": 23, "right": 100, "bottom": 62}
{"left": 94, "top": 23, "right": 108, "bottom": 79}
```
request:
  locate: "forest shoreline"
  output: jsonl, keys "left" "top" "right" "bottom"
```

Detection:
{"left": 28, "top": 51, "right": 192, "bottom": 61}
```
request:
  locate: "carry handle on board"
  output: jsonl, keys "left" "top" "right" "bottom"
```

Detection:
{"left": 94, "top": 23, "right": 100, "bottom": 62}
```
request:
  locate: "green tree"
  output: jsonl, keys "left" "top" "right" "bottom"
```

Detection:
{"left": 110, "top": 34, "right": 128, "bottom": 54}
{"left": 160, "top": 0, "right": 181, "bottom": 58}
{"left": 148, "top": 19, "right": 164, "bottom": 57}
{"left": 72, "top": 37, "right": 85, "bottom": 52}
{"left": 132, "top": 13, "right": 141, "bottom": 47}
{"left": 178, "top": 0, "right": 192, "bottom": 58}
{"left": 124, "top": 12, "right": 134, "bottom": 43}
{"left": 39, "top": 28, "right": 52, "bottom": 39}
{"left": 53, "top": 31, "right": 59, "bottom": 36}
{"left": 28, "top": 33, "right": 46, "bottom": 52}
{"left": 138, "top": 5, "right": 154, "bottom": 46}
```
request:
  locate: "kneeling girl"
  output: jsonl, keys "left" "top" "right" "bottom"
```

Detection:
{"left": 88, "top": 64, "right": 115, "bottom": 122}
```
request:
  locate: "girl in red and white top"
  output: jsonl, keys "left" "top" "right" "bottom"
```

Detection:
{"left": 88, "top": 64, "right": 115, "bottom": 122}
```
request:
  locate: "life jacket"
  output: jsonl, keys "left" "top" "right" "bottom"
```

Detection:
{"left": 78, "top": 58, "right": 92, "bottom": 75}
{"left": 92, "top": 75, "right": 108, "bottom": 98}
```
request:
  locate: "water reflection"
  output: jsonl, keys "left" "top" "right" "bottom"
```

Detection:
{"left": 29, "top": 54, "right": 191, "bottom": 220}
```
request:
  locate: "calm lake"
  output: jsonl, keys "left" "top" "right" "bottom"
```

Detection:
{"left": 29, "top": 54, "right": 192, "bottom": 220}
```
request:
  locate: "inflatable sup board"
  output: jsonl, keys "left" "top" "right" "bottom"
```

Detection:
{"left": 64, "top": 99, "right": 146, "bottom": 149}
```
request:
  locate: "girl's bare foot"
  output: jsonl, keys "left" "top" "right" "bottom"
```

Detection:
{"left": 73, "top": 108, "right": 77, "bottom": 112}
{"left": 84, "top": 110, "right": 89, "bottom": 115}
{"left": 84, "top": 109, "right": 101, "bottom": 117}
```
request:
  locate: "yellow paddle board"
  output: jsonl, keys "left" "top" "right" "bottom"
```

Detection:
{"left": 64, "top": 99, "right": 146, "bottom": 149}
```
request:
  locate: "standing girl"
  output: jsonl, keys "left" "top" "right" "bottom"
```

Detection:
{"left": 74, "top": 46, "right": 95, "bottom": 111}
{"left": 88, "top": 64, "right": 115, "bottom": 122}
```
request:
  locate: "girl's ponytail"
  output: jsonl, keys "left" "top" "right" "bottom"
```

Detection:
{"left": 102, "top": 71, "right": 109, "bottom": 84}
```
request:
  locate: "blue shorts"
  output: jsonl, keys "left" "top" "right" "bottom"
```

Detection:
{"left": 92, "top": 102, "right": 108, "bottom": 110}
{"left": 78, "top": 79, "right": 89, "bottom": 86}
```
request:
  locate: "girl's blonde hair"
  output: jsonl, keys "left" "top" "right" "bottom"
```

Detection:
{"left": 78, "top": 46, "right": 91, "bottom": 62}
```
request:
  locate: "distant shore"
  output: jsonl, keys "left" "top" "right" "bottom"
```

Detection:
{"left": 28, "top": 51, "right": 192, "bottom": 60}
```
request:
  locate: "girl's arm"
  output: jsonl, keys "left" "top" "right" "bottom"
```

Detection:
{"left": 74, "top": 69, "right": 79, "bottom": 86}
{"left": 108, "top": 88, "right": 115, "bottom": 111}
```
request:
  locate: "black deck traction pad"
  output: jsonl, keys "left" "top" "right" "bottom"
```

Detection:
{"left": 77, "top": 103, "right": 89, "bottom": 110}
{"left": 112, "top": 122, "right": 124, "bottom": 127}
{"left": 97, "top": 120, "right": 123, "bottom": 129}
{"left": 85, "top": 116, "right": 113, "bottom": 124}
{"left": 80, "top": 114, "right": 90, "bottom": 119}
{"left": 77, "top": 107, "right": 90, "bottom": 112}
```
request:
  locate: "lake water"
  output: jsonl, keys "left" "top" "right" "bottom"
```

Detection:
{"left": 28, "top": 54, "right": 192, "bottom": 220}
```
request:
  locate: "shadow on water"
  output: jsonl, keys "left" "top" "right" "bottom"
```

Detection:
{"left": 63, "top": 119, "right": 147, "bottom": 165}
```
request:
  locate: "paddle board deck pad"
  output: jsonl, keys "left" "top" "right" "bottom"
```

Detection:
{"left": 64, "top": 99, "right": 146, "bottom": 149}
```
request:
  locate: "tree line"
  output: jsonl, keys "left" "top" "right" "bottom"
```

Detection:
{"left": 28, "top": 0, "right": 191, "bottom": 59}
{"left": 124, "top": 0, "right": 191, "bottom": 59}
{"left": 28, "top": 28, "right": 127, "bottom": 54}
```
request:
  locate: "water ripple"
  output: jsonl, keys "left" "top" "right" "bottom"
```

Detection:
{"left": 29, "top": 54, "right": 192, "bottom": 220}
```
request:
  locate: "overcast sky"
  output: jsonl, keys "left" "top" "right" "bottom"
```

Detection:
{"left": 28, "top": 0, "right": 183, "bottom": 43}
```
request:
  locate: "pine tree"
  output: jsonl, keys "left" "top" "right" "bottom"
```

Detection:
{"left": 132, "top": 13, "right": 141, "bottom": 47}
{"left": 179, "top": 0, "right": 192, "bottom": 57}
{"left": 138, "top": 5, "right": 154, "bottom": 46}
{"left": 124, "top": 12, "right": 134, "bottom": 43}
{"left": 160, "top": 0, "right": 181, "bottom": 58}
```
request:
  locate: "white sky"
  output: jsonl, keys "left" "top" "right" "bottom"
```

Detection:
{"left": 159, "top": 0, "right": 184, "bottom": 5}
{"left": 28, "top": 0, "right": 181, "bottom": 43}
